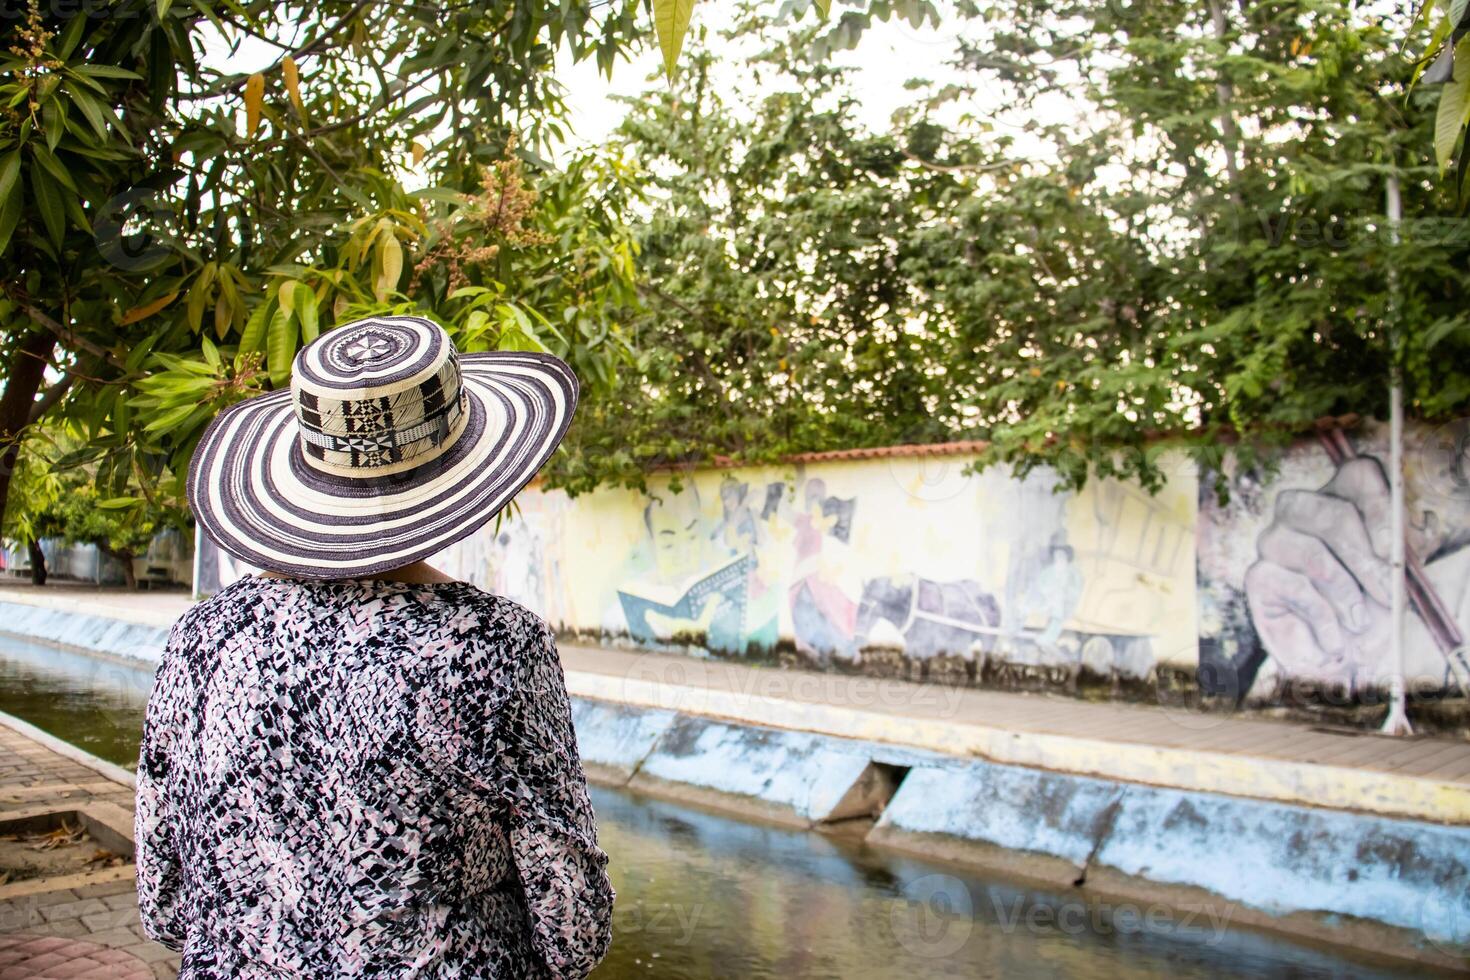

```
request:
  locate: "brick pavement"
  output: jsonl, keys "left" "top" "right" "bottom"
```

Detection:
{"left": 0, "top": 726, "right": 178, "bottom": 979}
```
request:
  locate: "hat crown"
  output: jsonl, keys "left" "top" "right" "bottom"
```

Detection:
{"left": 290, "top": 316, "right": 469, "bottom": 476}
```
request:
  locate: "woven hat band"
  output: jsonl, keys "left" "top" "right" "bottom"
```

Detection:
{"left": 290, "top": 321, "right": 472, "bottom": 478}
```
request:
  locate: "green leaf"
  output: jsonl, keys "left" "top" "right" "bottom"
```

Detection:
{"left": 69, "top": 65, "right": 144, "bottom": 82}
{"left": 1436, "top": 39, "right": 1470, "bottom": 172}
{"left": 30, "top": 144, "right": 77, "bottom": 192}
{"left": 56, "top": 14, "right": 87, "bottom": 60}
{"left": 0, "top": 183, "right": 20, "bottom": 255}
{"left": 96, "top": 496, "right": 141, "bottom": 510}
{"left": 239, "top": 299, "right": 272, "bottom": 353}
{"left": 653, "top": 0, "right": 696, "bottom": 80}
{"left": 267, "top": 306, "right": 298, "bottom": 387}
{"left": 156, "top": 0, "right": 174, "bottom": 20}
{"left": 186, "top": 263, "right": 217, "bottom": 333}
{"left": 201, "top": 333, "right": 222, "bottom": 370}
{"left": 814, "top": 0, "right": 831, "bottom": 16}
{"left": 0, "top": 151, "right": 19, "bottom": 203}
{"left": 143, "top": 403, "right": 195, "bottom": 434}
{"left": 30, "top": 167, "right": 64, "bottom": 248}
{"left": 294, "top": 281, "right": 319, "bottom": 342}
{"left": 64, "top": 84, "right": 113, "bottom": 141}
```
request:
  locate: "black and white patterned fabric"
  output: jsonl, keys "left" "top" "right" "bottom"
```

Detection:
{"left": 187, "top": 316, "right": 578, "bottom": 579}
{"left": 134, "top": 576, "right": 614, "bottom": 978}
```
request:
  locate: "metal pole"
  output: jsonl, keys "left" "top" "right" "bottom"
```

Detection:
{"left": 1381, "top": 169, "right": 1411, "bottom": 736}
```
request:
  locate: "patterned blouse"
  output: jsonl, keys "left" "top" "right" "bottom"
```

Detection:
{"left": 134, "top": 575, "right": 613, "bottom": 978}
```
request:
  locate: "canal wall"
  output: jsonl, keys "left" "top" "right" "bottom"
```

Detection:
{"left": 574, "top": 698, "right": 1470, "bottom": 970}
{"left": 4, "top": 578, "right": 1469, "bottom": 968}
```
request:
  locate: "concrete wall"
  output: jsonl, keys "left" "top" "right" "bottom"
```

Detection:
{"left": 431, "top": 419, "right": 1470, "bottom": 718}
{"left": 437, "top": 453, "right": 1200, "bottom": 685}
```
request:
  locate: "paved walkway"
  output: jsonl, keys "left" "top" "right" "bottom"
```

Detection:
{"left": 3, "top": 578, "right": 1470, "bottom": 824}
{"left": 0, "top": 722, "right": 177, "bottom": 978}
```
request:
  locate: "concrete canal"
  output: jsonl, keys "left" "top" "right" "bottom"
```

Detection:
{"left": 0, "top": 636, "right": 1434, "bottom": 978}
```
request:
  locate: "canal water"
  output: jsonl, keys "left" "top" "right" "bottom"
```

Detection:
{"left": 0, "top": 635, "right": 1430, "bottom": 979}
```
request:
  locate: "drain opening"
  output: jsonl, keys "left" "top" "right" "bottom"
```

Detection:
{"left": 820, "top": 761, "right": 912, "bottom": 829}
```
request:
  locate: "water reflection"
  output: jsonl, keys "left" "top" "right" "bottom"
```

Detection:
{"left": 0, "top": 637, "right": 151, "bottom": 767}
{"left": 0, "top": 641, "right": 1428, "bottom": 978}
{"left": 590, "top": 786, "right": 1418, "bottom": 979}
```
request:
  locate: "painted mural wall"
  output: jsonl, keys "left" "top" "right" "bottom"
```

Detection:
{"left": 437, "top": 451, "right": 1202, "bottom": 690}
{"left": 188, "top": 417, "right": 1470, "bottom": 715}
{"left": 1198, "top": 419, "right": 1470, "bottom": 707}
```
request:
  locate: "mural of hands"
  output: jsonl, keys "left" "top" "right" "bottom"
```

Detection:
{"left": 1244, "top": 455, "right": 1460, "bottom": 685}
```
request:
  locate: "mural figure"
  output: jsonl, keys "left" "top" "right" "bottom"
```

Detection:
{"left": 712, "top": 478, "right": 781, "bottom": 650}
{"left": 1008, "top": 531, "right": 1085, "bottom": 650}
{"left": 616, "top": 483, "right": 751, "bottom": 652}
{"left": 788, "top": 478, "right": 861, "bottom": 663}
{"left": 1242, "top": 437, "right": 1470, "bottom": 694}
{"left": 854, "top": 576, "right": 1001, "bottom": 660}
{"left": 1190, "top": 420, "right": 1470, "bottom": 703}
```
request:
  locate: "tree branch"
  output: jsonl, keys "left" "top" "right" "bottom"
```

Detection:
{"left": 2, "top": 291, "right": 125, "bottom": 369}
{"left": 183, "top": 0, "right": 376, "bottom": 100}
{"left": 28, "top": 374, "right": 75, "bottom": 425}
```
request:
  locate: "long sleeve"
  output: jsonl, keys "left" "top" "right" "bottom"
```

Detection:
{"left": 134, "top": 622, "right": 189, "bottom": 951}
{"left": 446, "top": 617, "right": 614, "bottom": 978}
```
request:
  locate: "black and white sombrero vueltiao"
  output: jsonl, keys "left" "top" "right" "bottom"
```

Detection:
{"left": 187, "top": 314, "right": 578, "bottom": 579}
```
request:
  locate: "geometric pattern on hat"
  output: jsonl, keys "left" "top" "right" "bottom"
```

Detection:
{"left": 186, "top": 314, "right": 578, "bottom": 579}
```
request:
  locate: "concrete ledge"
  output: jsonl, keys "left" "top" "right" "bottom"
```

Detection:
{"left": 565, "top": 665, "right": 1470, "bottom": 827}
{"left": 0, "top": 601, "right": 169, "bottom": 666}
{"left": 0, "top": 586, "right": 185, "bottom": 630}
{"left": 0, "top": 710, "right": 136, "bottom": 791}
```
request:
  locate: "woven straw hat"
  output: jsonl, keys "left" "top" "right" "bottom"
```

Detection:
{"left": 187, "top": 314, "right": 577, "bottom": 578}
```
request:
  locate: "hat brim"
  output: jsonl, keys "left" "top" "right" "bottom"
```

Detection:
{"left": 186, "top": 351, "right": 578, "bottom": 579}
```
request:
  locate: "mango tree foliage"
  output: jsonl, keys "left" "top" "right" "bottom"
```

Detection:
{"left": 0, "top": 0, "right": 647, "bottom": 532}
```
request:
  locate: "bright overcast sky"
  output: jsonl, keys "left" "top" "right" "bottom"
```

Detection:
{"left": 555, "top": 5, "right": 982, "bottom": 151}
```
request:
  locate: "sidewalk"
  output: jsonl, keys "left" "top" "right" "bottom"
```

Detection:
{"left": 0, "top": 715, "right": 178, "bottom": 978}
{"left": 3, "top": 578, "right": 1469, "bottom": 824}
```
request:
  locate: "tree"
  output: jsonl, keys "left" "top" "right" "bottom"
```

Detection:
{"left": 1415, "top": 0, "right": 1470, "bottom": 195}
{"left": 0, "top": 0, "right": 652, "bottom": 532}
{"left": 928, "top": 0, "right": 1470, "bottom": 492}
{"left": 545, "top": 19, "right": 973, "bottom": 494}
{"left": 0, "top": 0, "right": 941, "bottom": 534}
{"left": 568, "top": 1, "right": 1470, "bottom": 497}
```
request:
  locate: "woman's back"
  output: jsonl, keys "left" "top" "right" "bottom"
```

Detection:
{"left": 135, "top": 575, "right": 613, "bottom": 979}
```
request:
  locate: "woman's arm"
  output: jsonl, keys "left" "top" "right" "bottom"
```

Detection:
{"left": 439, "top": 611, "right": 614, "bottom": 978}
{"left": 496, "top": 620, "right": 614, "bottom": 978}
{"left": 134, "top": 622, "right": 189, "bottom": 951}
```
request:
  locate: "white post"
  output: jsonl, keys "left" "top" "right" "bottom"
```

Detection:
{"left": 1381, "top": 169, "right": 1412, "bottom": 737}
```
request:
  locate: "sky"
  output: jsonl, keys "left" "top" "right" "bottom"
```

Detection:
{"left": 199, "top": 4, "right": 1001, "bottom": 162}
{"left": 555, "top": 4, "right": 982, "bottom": 152}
